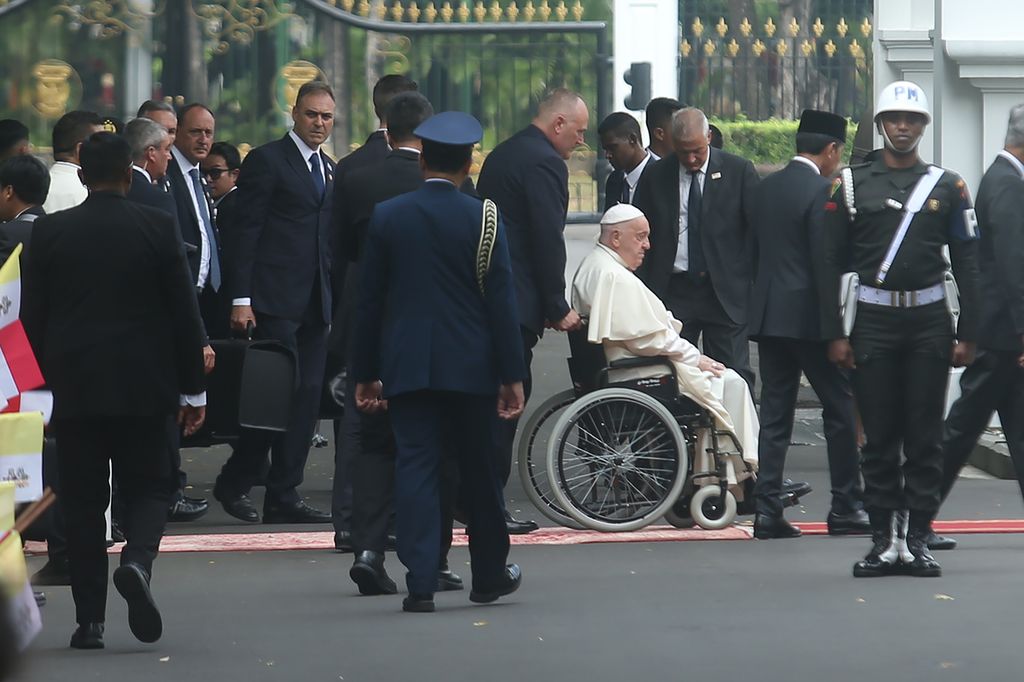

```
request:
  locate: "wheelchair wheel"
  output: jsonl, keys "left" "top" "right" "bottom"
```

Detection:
{"left": 689, "top": 485, "right": 737, "bottom": 531}
{"left": 514, "top": 389, "right": 585, "bottom": 529}
{"left": 547, "top": 388, "right": 687, "bottom": 532}
{"left": 663, "top": 501, "right": 695, "bottom": 529}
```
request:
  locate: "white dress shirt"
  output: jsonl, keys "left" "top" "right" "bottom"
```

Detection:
{"left": 673, "top": 153, "right": 711, "bottom": 273}
{"left": 132, "top": 165, "right": 153, "bottom": 184}
{"left": 622, "top": 152, "right": 653, "bottom": 204}
{"left": 171, "top": 145, "right": 212, "bottom": 289}
{"left": 998, "top": 149, "right": 1024, "bottom": 179}
{"left": 791, "top": 155, "right": 821, "bottom": 175}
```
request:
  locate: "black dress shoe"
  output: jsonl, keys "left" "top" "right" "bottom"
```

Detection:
{"left": 386, "top": 534, "right": 398, "bottom": 551}
{"left": 907, "top": 528, "right": 942, "bottom": 577}
{"left": 782, "top": 479, "right": 813, "bottom": 499}
{"left": 31, "top": 558, "right": 71, "bottom": 586}
{"left": 263, "top": 500, "right": 331, "bottom": 524}
{"left": 827, "top": 509, "right": 871, "bottom": 536}
{"left": 334, "top": 530, "right": 354, "bottom": 552}
{"left": 504, "top": 511, "right": 538, "bottom": 535}
{"left": 926, "top": 530, "right": 958, "bottom": 551}
{"left": 470, "top": 563, "right": 522, "bottom": 604}
{"left": 437, "top": 568, "right": 464, "bottom": 592}
{"left": 110, "top": 520, "right": 126, "bottom": 544}
{"left": 69, "top": 622, "right": 104, "bottom": 650}
{"left": 753, "top": 514, "right": 802, "bottom": 539}
{"left": 168, "top": 495, "right": 209, "bottom": 522}
{"left": 350, "top": 551, "right": 397, "bottom": 595}
{"left": 402, "top": 593, "right": 435, "bottom": 613}
{"left": 215, "top": 491, "right": 260, "bottom": 523}
{"left": 853, "top": 512, "right": 905, "bottom": 578}
{"left": 113, "top": 562, "right": 162, "bottom": 643}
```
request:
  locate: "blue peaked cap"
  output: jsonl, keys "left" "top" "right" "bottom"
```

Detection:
{"left": 414, "top": 111, "right": 483, "bottom": 146}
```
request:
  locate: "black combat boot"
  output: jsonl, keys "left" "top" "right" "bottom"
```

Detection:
{"left": 907, "top": 516, "right": 942, "bottom": 577}
{"left": 853, "top": 510, "right": 908, "bottom": 578}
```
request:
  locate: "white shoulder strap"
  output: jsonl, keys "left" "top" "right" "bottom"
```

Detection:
{"left": 840, "top": 167, "right": 856, "bottom": 222}
{"left": 875, "top": 166, "right": 945, "bottom": 286}
{"left": 476, "top": 198, "right": 498, "bottom": 295}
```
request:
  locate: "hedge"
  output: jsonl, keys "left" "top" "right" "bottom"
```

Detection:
{"left": 710, "top": 118, "right": 860, "bottom": 169}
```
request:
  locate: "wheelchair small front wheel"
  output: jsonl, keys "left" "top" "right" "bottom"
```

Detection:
{"left": 690, "top": 486, "right": 737, "bottom": 530}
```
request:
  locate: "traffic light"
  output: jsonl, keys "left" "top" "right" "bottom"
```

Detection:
{"left": 623, "top": 62, "right": 652, "bottom": 111}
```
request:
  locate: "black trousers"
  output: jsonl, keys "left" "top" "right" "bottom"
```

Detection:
{"left": 664, "top": 273, "right": 754, "bottom": 388}
{"left": 850, "top": 302, "right": 952, "bottom": 524}
{"left": 389, "top": 391, "right": 509, "bottom": 595}
{"left": 217, "top": 306, "right": 329, "bottom": 507}
{"left": 493, "top": 326, "right": 538, "bottom": 487}
{"left": 941, "top": 349, "right": 1024, "bottom": 501}
{"left": 344, "top": 371, "right": 456, "bottom": 558}
{"left": 753, "top": 337, "right": 863, "bottom": 516}
{"left": 55, "top": 415, "right": 176, "bottom": 625}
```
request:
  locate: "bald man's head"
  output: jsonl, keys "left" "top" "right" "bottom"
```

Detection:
{"left": 532, "top": 88, "right": 589, "bottom": 160}
{"left": 672, "top": 107, "right": 712, "bottom": 173}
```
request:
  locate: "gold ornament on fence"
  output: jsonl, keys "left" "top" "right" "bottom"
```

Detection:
{"left": 538, "top": 0, "right": 550, "bottom": 21}
{"left": 703, "top": 39, "right": 716, "bottom": 57}
{"left": 726, "top": 39, "right": 739, "bottom": 58}
{"left": 523, "top": 0, "right": 535, "bottom": 20}
{"left": 457, "top": 1, "right": 469, "bottom": 21}
{"left": 429, "top": 1, "right": 441, "bottom": 21}
{"left": 751, "top": 39, "right": 765, "bottom": 57}
{"left": 408, "top": 2, "right": 421, "bottom": 21}
{"left": 849, "top": 39, "right": 863, "bottom": 58}
{"left": 800, "top": 39, "right": 814, "bottom": 57}
{"left": 31, "top": 59, "right": 76, "bottom": 119}
{"left": 776, "top": 40, "right": 787, "bottom": 57}
{"left": 489, "top": 0, "right": 501, "bottom": 20}
{"left": 764, "top": 17, "right": 776, "bottom": 38}
{"left": 788, "top": 17, "right": 799, "bottom": 37}
{"left": 391, "top": 2, "right": 405, "bottom": 21}
{"left": 375, "top": 2, "right": 387, "bottom": 20}
{"left": 715, "top": 17, "right": 727, "bottom": 37}
{"left": 555, "top": 0, "right": 566, "bottom": 21}
{"left": 572, "top": 0, "right": 582, "bottom": 21}
{"left": 739, "top": 17, "right": 752, "bottom": 37}
{"left": 358, "top": 0, "right": 370, "bottom": 16}
{"left": 824, "top": 39, "right": 837, "bottom": 58}
{"left": 836, "top": 17, "right": 848, "bottom": 37}
{"left": 860, "top": 17, "right": 872, "bottom": 37}
{"left": 473, "top": 0, "right": 485, "bottom": 21}
{"left": 277, "top": 61, "right": 326, "bottom": 113}
{"left": 692, "top": 17, "right": 704, "bottom": 37}
{"left": 680, "top": 39, "right": 692, "bottom": 58}
{"left": 812, "top": 17, "right": 824, "bottom": 38}
{"left": 342, "top": 0, "right": 355, "bottom": 11}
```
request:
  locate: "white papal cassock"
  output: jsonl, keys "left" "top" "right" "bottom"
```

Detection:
{"left": 571, "top": 243, "right": 758, "bottom": 484}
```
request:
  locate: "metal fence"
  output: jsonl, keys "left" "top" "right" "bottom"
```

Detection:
{"left": 678, "top": 0, "right": 873, "bottom": 121}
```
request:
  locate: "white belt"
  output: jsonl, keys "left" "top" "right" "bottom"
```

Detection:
{"left": 857, "top": 283, "right": 945, "bottom": 308}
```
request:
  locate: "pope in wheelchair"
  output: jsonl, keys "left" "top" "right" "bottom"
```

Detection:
{"left": 542, "top": 204, "right": 807, "bottom": 532}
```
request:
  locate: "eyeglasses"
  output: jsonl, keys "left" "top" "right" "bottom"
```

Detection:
{"left": 203, "top": 167, "right": 230, "bottom": 179}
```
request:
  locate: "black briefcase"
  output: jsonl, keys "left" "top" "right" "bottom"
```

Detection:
{"left": 182, "top": 335, "right": 295, "bottom": 447}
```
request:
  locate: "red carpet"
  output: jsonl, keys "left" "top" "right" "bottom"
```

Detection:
{"left": 22, "top": 519, "right": 1024, "bottom": 555}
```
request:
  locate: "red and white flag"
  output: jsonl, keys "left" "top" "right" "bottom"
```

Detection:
{"left": 0, "top": 246, "right": 43, "bottom": 409}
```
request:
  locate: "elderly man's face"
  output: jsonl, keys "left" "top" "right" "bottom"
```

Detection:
{"left": 610, "top": 217, "right": 651, "bottom": 270}
{"left": 673, "top": 128, "right": 711, "bottom": 173}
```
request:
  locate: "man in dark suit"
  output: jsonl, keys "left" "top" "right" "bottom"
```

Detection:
{"left": 326, "top": 75, "right": 418, "bottom": 543}
{"left": 633, "top": 107, "right": 759, "bottom": 387}
{"left": 0, "top": 118, "right": 30, "bottom": 161}
{"left": 644, "top": 97, "right": 682, "bottom": 160}
{"left": 748, "top": 110, "right": 868, "bottom": 540}
{"left": 125, "top": 117, "right": 178, "bottom": 223}
{"left": 0, "top": 155, "right": 49, "bottom": 263}
{"left": 125, "top": 116, "right": 210, "bottom": 524}
{"left": 936, "top": 104, "right": 1024, "bottom": 547}
{"left": 167, "top": 103, "right": 226, "bottom": 340}
{"left": 202, "top": 141, "right": 241, "bottom": 236}
{"left": 353, "top": 111, "right": 526, "bottom": 613}
{"left": 598, "top": 112, "right": 653, "bottom": 212}
{"left": 216, "top": 81, "right": 336, "bottom": 524}
{"left": 337, "top": 92, "right": 468, "bottom": 593}
{"left": 477, "top": 88, "right": 588, "bottom": 533}
{"left": 22, "top": 132, "right": 206, "bottom": 649}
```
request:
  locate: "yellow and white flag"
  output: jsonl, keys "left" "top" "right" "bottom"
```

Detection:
{"left": 0, "top": 412, "right": 43, "bottom": 503}
{"left": 0, "top": 529, "right": 42, "bottom": 651}
{"left": 0, "top": 244, "right": 21, "bottom": 331}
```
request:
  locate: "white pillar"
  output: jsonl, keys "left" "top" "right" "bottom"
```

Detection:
{"left": 612, "top": 0, "right": 677, "bottom": 137}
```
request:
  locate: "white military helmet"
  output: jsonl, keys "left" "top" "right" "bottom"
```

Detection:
{"left": 874, "top": 80, "right": 931, "bottom": 124}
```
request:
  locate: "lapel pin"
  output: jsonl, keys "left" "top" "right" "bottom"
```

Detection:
{"left": 710, "top": 171, "right": 722, "bottom": 180}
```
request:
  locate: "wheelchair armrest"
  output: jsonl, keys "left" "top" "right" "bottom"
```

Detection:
{"left": 607, "top": 357, "right": 674, "bottom": 370}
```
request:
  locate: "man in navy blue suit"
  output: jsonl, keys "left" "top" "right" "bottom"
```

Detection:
{"left": 353, "top": 112, "right": 527, "bottom": 613}
{"left": 215, "top": 81, "right": 337, "bottom": 524}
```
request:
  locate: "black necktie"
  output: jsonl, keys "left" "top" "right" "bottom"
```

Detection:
{"left": 687, "top": 170, "right": 705, "bottom": 277}
{"left": 620, "top": 174, "right": 630, "bottom": 204}
{"left": 309, "top": 152, "right": 325, "bottom": 199}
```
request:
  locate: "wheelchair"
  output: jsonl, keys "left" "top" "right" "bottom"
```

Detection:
{"left": 516, "top": 329, "right": 755, "bottom": 533}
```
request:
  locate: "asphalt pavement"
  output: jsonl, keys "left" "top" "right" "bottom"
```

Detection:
{"left": 15, "top": 225, "right": 1024, "bottom": 681}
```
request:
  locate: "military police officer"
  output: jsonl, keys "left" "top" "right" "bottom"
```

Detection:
{"left": 818, "top": 81, "right": 980, "bottom": 578}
